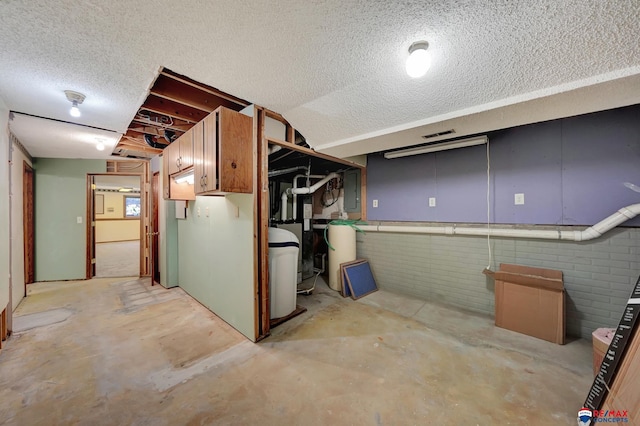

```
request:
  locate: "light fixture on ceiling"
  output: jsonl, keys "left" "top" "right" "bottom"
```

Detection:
{"left": 384, "top": 135, "right": 489, "bottom": 159}
{"left": 406, "top": 41, "right": 431, "bottom": 78}
{"left": 118, "top": 187, "right": 134, "bottom": 193}
{"left": 64, "top": 90, "right": 86, "bottom": 118}
{"left": 95, "top": 138, "right": 106, "bottom": 151}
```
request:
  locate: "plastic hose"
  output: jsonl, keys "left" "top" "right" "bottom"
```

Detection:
{"left": 324, "top": 219, "right": 367, "bottom": 251}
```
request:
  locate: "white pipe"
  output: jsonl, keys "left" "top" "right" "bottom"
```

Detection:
{"left": 355, "top": 203, "right": 640, "bottom": 241}
{"left": 288, "top": 172, "right": 339, "bottom": 196}
{"left": 281, "top": 191, "right": 288, "bottom": 221}
{"left": 292, "top": 174, "right": 330, "bottom": 221}
{"left": 279, "top": 174, "right": 328, "bottom": 221}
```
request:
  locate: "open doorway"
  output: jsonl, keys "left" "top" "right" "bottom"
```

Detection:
{"left": 91, "top": 175, "right": 143, "bottom": 278}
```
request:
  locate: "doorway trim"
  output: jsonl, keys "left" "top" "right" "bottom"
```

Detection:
{"left": 86, "top": 173, "right": 145, "bottom": 279}
{"left": 23, "top": 161, "right": 35, "bottom": 290}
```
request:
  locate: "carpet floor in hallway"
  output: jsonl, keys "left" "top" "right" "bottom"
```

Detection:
{"left": 0, "top": 276, "right": 594, "bottom": 425}
{"left": 95, "top": 240, "right": 140, "bottom": 278}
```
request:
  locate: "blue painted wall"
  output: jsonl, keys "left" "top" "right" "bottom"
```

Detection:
{"left": 367, "top": 104, "right": 640, "bottom": 226}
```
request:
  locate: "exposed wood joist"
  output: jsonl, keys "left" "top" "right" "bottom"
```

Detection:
{"left": 267, "top": 137, "right": 364, "bottom": 169}
{"left": 116, "top": 140, "right": 163, "bottom": 153}
{"left": 117, "top": 67, "right": 253, "bottom": 159}
{"left": 131, "top": 117, "right": 190, "bottom": 133}
{"left": 160, "top": 69, "right": 250, "bottom": 108}
{"left": 118, "top": 133, "right": 166, "bottom": 148}
{"left": 151, "top": 74, "right": 245, "bottom": 113}
{"left": 143, "top": 94, "right": 208, "bottom": 124}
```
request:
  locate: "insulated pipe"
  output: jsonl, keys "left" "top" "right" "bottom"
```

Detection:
{"left": 292, "top": 174, "right": 325, "bottom": 221}
{"left": 333, "top": 203, "right": 640, "bottom": 242}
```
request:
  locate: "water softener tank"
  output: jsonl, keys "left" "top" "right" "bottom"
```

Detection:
{"left": 268, "top": 227, "right": 300, "bottom": 319}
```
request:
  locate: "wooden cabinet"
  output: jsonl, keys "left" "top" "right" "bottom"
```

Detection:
{"left": 162, "top": 129, "right": 195, "bottom": 201}
{"left": 195, "top": 107, "right": 253, "bottom": 195}
{"left": 167, "top": 128, "right": 193, "bottom": 175}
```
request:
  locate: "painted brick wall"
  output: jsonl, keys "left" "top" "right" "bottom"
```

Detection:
{"left": 356, "top": 227, "right": 640, "bottom": 339}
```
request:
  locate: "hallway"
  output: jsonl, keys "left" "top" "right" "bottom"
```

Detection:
{"left": 0, "top": 277, "right": 593, "bottom": 425}
{"left": 95, "top": 241, "right": 140, "bottom": 278}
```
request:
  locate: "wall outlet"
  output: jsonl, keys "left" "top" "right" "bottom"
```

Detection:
{"left": 515, "top": 193, "right": 525, "bottom": 205}
{"left": 205, "top": 207, "right": 209, "bottom": 217}
{"left": 197, "top": 207, "right": 201, "bottom": 217}
{"left": 429, "top": 197, "right": 436, "bottom": 207}
{"left": 372, "top": 199, "right": 379, "bottom": 208}
{"left": 76, "top": 216, "right": 82, "bottom": 224}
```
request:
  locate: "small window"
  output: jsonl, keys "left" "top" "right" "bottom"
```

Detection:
{"left": 124, "top": 196, "right": 141, "bottom": 217}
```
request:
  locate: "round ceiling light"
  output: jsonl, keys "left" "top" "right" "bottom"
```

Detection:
{"left": 406, "top": 41, "right": 431, "bottom": 78}
{"left": 64, "top": 90, "right": 86, "bottom": 118}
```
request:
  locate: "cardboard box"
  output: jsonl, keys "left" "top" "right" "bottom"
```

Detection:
{"left": 592, "top": 327, "right": 615, "bottom": 375}
{"left": 494, "top": 263, "right": 565, "bottom": 344}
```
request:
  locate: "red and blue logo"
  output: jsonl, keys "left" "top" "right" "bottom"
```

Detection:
{"left": 578, "top": 408, "right": 592, "bottom": 425}
{"left": 578, "top": 408, "right": 629, "bottom": 424}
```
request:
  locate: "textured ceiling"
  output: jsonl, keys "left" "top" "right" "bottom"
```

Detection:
{"left": 1, "top": 1, "right": 639, "bottom": 159}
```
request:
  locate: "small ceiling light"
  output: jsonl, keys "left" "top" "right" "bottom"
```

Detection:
{"left": 96, "top": 138, "right": 106, "bottom": 151}
{"left": 64, "top": 90, "right": 86, "bottom": 118}
{"left": 406, "top": 41, "right": 431, "bottom": 78}
{"left": 118, "top": 187, "right": 134, "bottom": 193}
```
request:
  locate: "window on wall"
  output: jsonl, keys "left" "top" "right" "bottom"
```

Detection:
{"left": 124, "top": 196, "right": 141, "bottom": 217}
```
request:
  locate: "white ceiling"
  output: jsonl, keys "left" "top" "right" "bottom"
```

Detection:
{"left": 1, "top": 1, "right": 639, "bottom": 160}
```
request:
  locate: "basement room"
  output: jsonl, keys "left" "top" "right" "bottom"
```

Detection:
{"left": 0, "top": 2, "right": 639, "bottom": 425}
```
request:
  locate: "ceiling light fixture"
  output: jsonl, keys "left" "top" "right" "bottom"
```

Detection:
{"left": 95, "top": 138, "right": 106, "bottom": 151}
{"left": 384, "top": 135, "right": 488, "bottom": 159}
{"left": 406, "top": 41, "right": 431, "bottom": 78}
{"left": 64, "top": 90, "right": 86, "bottom": 118}
{"left": 118, "top": 187, "right": 134, "bottom": 193}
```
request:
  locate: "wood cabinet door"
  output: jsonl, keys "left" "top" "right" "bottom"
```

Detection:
{"left": 193, "top": 119, "right": 206, "bottom": 194}
{"left": 219, "top": 108, "right": 252, "bottom": 193}
{"left": 179, "top": 127, "right": 194, "bottom": 169}
{"left": 166, "top": 140, "right": 181, "bottom": 175}
{"left": 201, "top": 111, "right": 218, "bottom": 193}
{"left": 162, "top": 151, "right": 171, "bottom": 199}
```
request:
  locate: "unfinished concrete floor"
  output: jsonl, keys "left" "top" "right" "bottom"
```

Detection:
{"left": 0, "top": 276, "right": 594, "bottom": 425}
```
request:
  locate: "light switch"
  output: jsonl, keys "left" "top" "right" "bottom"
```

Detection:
{"left": 372, "top": 199, "right": 378, "bottom": 208}
{"left": 76, "top": 216, "right": 82, "bottom": 224}
{"left": 515, "top": 193, "right": 525, "bottom": 205}
{"left": 429, "top": 197, "right": 436, "bottom": 207}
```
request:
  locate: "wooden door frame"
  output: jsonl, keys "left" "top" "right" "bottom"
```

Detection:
{"left": 23, "top": 161, "right": 35, "bottom": 290}
{"left": 152, "top": 172, "right": 160, "bottom": 285}
{"left": 86, "top": 173, "right": 145, "bottom": 279}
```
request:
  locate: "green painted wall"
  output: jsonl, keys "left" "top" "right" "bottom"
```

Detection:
{"left": 0, "top": 99, "right": 10, "bottom": 312}
{"left": 34, "top": 158, "right": 106, "bottom": 281}
{"left": 158, "top": 158, "right": 179, "bottom": 288}
{"left": 178, "top": 194, "right": 255, "bottom": 340}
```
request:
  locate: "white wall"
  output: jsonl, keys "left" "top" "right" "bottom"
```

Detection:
{"left": 10, "top": 142, "right": 31, "bottom": 310}
{"left": 0, "top": 98, "right": 10, "bottom": 316}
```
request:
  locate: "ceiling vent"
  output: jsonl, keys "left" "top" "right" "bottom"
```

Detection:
{"left": 421, "top": 129, "right": 455, "bottom": 140}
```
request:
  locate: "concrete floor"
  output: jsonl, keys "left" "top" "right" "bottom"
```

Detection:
{"left": 0, "top": 276, "right": 593, "bottom": 425}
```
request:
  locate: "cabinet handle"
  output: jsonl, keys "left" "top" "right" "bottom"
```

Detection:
{"left": 231, "top": 161, "right": 237, "bottom": 169}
